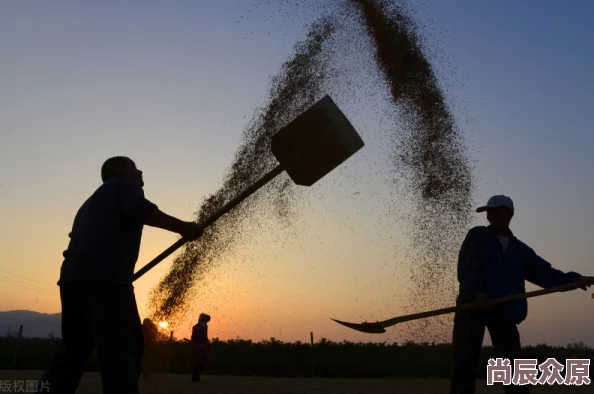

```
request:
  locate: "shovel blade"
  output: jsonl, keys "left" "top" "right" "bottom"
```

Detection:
{"left": 330, "top": 318, "right": 386, "bottom": 334}
{"left": 271, "top": 95, "right": 364, "bottom": 186}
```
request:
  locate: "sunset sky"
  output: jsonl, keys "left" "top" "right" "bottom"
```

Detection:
{"left": 1, "top": 0, "right": 593, "bottom": 346}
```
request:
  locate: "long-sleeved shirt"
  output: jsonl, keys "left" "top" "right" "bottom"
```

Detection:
{"left": 58, "top": 179, "right": 158, "bottom": 286}
{"left": 457, "top": 226, "right": 580, "bottom": 323}
{"left": 191, "top": 323, "right": 209, "bottom": 346}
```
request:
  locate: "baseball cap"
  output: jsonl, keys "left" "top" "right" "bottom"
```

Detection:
{"left": 476, "top": 195, "right": 514, "bottom": 213}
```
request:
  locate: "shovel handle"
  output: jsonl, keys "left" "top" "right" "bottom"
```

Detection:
{"left": 382, "top": 279, "right": 593, "bottom": 327}
{"left": 132, "top": 164, "right": 285, "bottom": 281}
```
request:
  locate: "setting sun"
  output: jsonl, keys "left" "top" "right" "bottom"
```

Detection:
{"left": 158, "top": 321, "right": 168, "bottom": 329}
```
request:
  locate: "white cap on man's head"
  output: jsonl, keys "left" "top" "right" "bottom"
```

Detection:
{"left": 476, "top": 195, "right": 514, "bottom": 213}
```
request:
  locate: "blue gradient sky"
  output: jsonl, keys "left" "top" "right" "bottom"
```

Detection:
{"left": 1, "top": 1, "right": 593, "bottom": 345}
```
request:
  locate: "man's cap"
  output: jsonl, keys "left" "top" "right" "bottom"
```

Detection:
{"left": 476, "top": 195, "right": 514, "bottom": 213}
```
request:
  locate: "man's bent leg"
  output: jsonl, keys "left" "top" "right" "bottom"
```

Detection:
{"left": 39, "top": 285, "right": 94, "bottom": 394}
{"left": 450, "top": 311, "right": 486, "bottom": 394}
{"left": 191, "top": 363, "right": 205, "bottom": 382}
{"left": 90, "top": 285, "right": 140, "bottom": 394}
{"left": 130, "top": 291, "right": 144, "bottom": 380}
{"left": 487, "top": 318, "right": 529, "bottom": 394}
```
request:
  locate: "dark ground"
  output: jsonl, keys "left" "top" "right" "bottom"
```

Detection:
{"left": 0, "top": 370, "right": 591, "bottom": 394}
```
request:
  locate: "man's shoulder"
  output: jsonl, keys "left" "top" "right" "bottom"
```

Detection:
{"left": 78, "top": 179, "right": 141, "bottom": 213}
{"left": 91, "top": 179, "right": 120, "bottom": 195}
{"left": 510, "top": 236, "right": 531, "bottom": 252}
{"left": 100, "top": 178, "right": 145, "bottom": 197}
{"left": 467, "top": 226, "right": 490, "bottom": 237}
{"left": 103, "top": 178, "right": 140, "bottom": 189}
{"left": 84, "top": 180, "right": 120, "bottom": 201}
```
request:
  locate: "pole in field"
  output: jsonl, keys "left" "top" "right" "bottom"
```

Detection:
{"left": 11, "top": 325, "right": 23, "bottom": 371}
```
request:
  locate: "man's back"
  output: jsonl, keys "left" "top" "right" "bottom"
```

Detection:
{"left": 191, "top": 324, "right": 208, "bottom": 345}
{"left": 58, "top": 179, "right": 157, "bottom": 286}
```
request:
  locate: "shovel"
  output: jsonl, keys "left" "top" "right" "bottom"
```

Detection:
{"left": 133, "top": 95, "right": 364, "bottom": 281}
{"left": 332, "top": 278, "right": 594, "bottom": 334}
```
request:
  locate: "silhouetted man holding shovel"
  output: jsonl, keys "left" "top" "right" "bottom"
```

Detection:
{"left": 450, "top": 195, "right": 591, "bottom": 394}
{"left": 40, "top": 156, "right": 204, "bottom": 394}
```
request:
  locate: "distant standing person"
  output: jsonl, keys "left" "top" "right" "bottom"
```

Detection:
{"left": 450, "top": 195, "right": 592, "bottom": 394}
{"left": 190, "top": 313, "right": 211, "bottom": 382}
{"left": 40, "top": 156, "right": 204, "bottom": 394}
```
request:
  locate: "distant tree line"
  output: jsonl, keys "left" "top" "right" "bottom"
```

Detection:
{"left": 0, "top": 334, "right": 591, "bottom": 379}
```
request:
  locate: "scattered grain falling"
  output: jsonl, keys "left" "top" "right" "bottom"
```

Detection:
{"left": 147, "top": 19, "right": 336, "bottom": 325}
{"left": 347, "top": 0, "right": 474, "bottom": 342}
{"left": 148, "top": 0, "right": 475, "bottom": 343}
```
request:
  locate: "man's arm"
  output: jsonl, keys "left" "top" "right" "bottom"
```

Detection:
{"left": 457, "top": 228, "right": 486, "bottom": 297}
{"left": 524, "top": 248, "right": 584, "bottom": 290}
{"left": 118, "top": 179, "right": 203, "bottom": 240}
{"left": 146, "top": 209, "right": 203, "bottom": 240}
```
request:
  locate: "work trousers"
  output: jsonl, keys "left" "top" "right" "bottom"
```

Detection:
{"left": 191, "top": 363, "right": 206, "bottom": 382}
{"left": 450, "top": 310, "right": 529, "bottom": 394}
{"left": 39, "top": 283, "right": 144, "bottom": 394}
